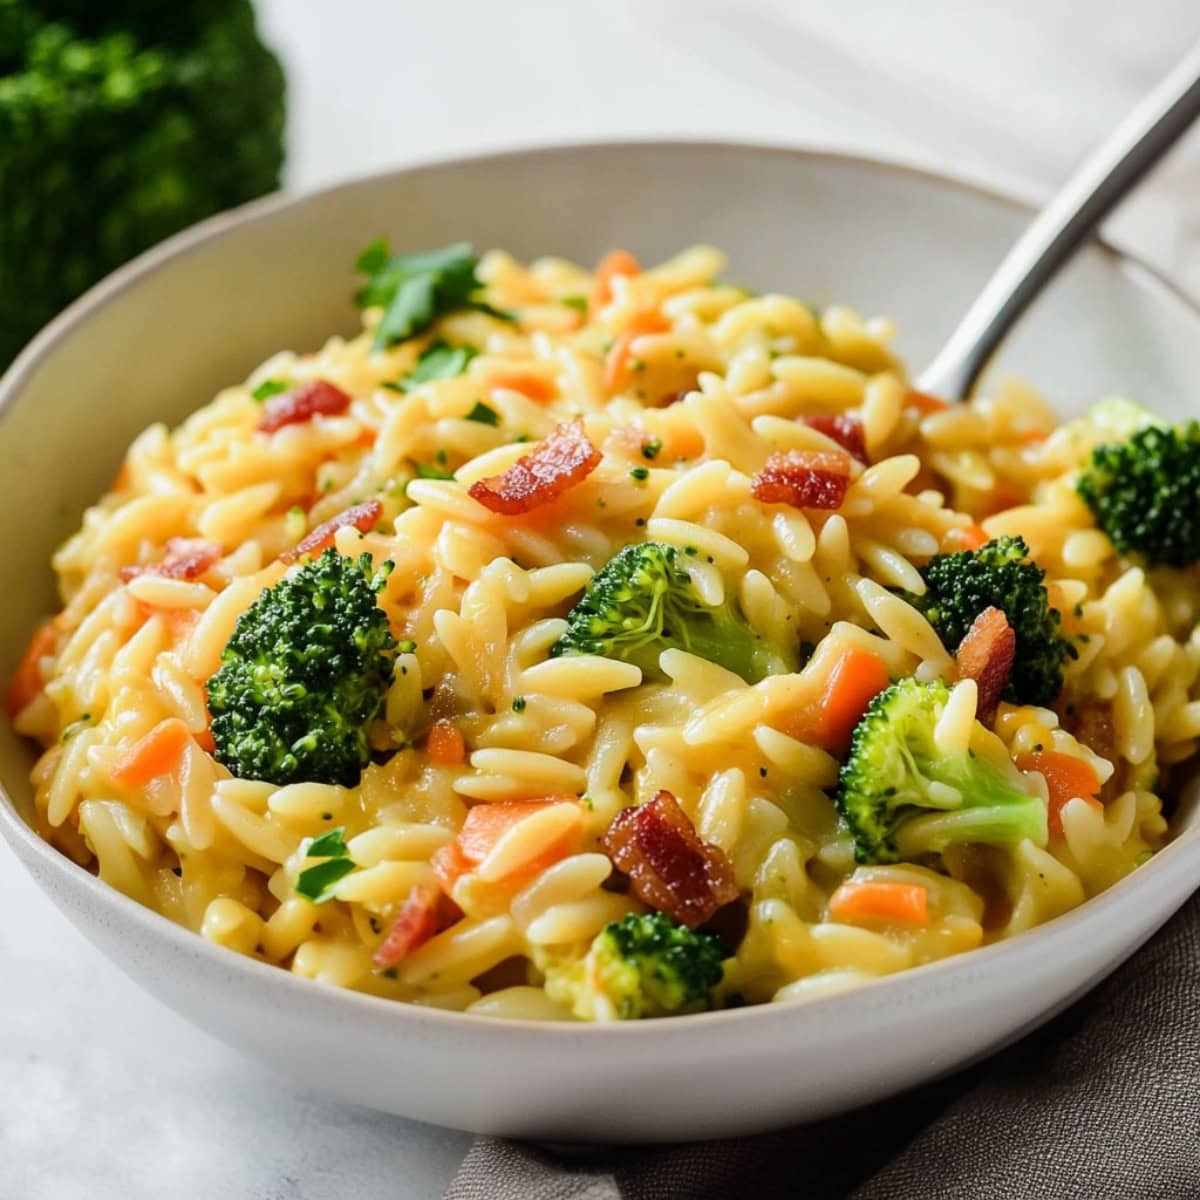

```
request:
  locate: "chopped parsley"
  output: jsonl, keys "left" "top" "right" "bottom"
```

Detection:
{"left": 355, "top": 240, "right": 496, "bottom": 349}
{"left": 414, "top": 461, "right": 455, "bottom": 481}
{"left": 61, "top": 712, "right": 93, "bottom": 741}
{"left": 629, "top": 465, "right": 649, "bottom": 481}
{"left": 466, "top": 401, "right": 499, "bottom": 426}
{"left": 562, "top": 295, "right": 588, "bottom": 313}
{"left": 295, "top": 826, "right": 356, "bottom": 903}
{"left": 394, "top": 341, "right": 478, "bottom": 391}
{"left": 251, "top": 379, "right": 290, "bottom": 403}
{"left": 641, "top": 437, "right": 662, "bottom": 460}
{"left": 511, "top": 696, "right": 527, "bottom": 713}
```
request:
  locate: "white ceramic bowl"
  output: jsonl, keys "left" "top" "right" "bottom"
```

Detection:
{"left": 1, "top": 142, "right": 1197, "bottom": 1143}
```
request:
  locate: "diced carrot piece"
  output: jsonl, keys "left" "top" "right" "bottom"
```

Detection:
{"left": 1015, "top": 750, "right": 1103, "bottom": 840}
{"left": 981, "top": 482, "right": 1023, "bottom": 518}
{"left": 816, "top": 647, "right": 891, "bottom": 754}
{"left": 604, "top": 310, "right": 670, "bottom": 392}
{"left": 430, "top": 840, "right": 473, "bottom": 894}
{"left": 455, "top": 798, "right": 575, "bottom": 865}
{"left": 946, "top": 523, "right": 991, "bottom": 552}
{"left": 489, "top": 368, "right": 555, "bottom": 403}
{"left": 1015, "top": 428, "right": 1049, "bottom": 445}
{"left": 373, "top": 885, "right": 440, "bottom": 968}
{"left": 194, "top": 727, "right": 216, "bottom": 754}
{"left": 908, "top": 389, "right": 950, "bottom": 414}
{"left": 6, "top": 623, "right": 59, "bottom": 718}
{"left": 829, "top": 881, "right": 930, "bottom": 926}
{"left": 427, "top": 720, "right": 466, "bottom": 766}
{"left": 589, "top": 249, "right": 641, "bottom": 316}
{"left": 111, "top": 718, "right": 193, "bottom": 788}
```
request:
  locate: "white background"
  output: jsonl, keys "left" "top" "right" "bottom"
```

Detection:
{"left": 4, "top": 3, "right": 1200, "bottom": 1198}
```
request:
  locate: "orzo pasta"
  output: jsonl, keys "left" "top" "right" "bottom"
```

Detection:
{"left": 10, "top": 242, "right": 1195, "bottom": 1021}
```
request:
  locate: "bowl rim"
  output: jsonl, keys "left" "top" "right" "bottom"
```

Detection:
{"left": 2, "top": 137, "right": 1198, "bottom": 1040}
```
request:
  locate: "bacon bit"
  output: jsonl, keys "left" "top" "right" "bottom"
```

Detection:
{"left": 954, "top": 606, "right": 1016, "bottom": 723}
{"left": 908, "top": 389, "right": 950, "bottom": 415}
{"left": 372, "top": 885, "right": 440, "bottom": 969}
{"left": 603, "top": 790, "right": 738, "bottom": 929}
{"left": 751, "top": 449, "right": 852, "bottom": 510}
{"left": 490, "top": 368, "right": 555, "bottom": 404}
{"left": 119, "top": 537, "right": 222, "bottom": 583}
{"left": 259, "top": 380, "right": 352, "bottom": 434}
{"left": 803, "top": 414, "right": 867, "bottom": 462}
{"left": 589, "top": 249, "right": 642, "bottom": 317}
{"left": 6, "top": 623, "right": 59, "bottom": 718}
{"left": 604, "top": 310, "right": 670, "bottom": 393}
{"left": 279, "top": 499, "right": 383, "bottom": 563}
{"left": 468, "top": 419, "right": 601, "bottom": 515}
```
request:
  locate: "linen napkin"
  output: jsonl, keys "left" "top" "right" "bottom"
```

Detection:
{"left": 446, "top": 889, "right": 1199, "bottom": 1200}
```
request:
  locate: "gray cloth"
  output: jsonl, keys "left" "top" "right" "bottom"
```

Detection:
{"left": 446, "top": 891, "right": 1199, "bottom": 1200}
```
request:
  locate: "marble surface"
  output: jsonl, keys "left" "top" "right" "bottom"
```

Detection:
{"left": 6, "top": 2, "right": 1200, "bottom": 1197}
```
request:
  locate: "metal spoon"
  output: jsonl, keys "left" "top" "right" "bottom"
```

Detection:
{"left": 918, "top": 40, "right": 1200, "bottom": 401}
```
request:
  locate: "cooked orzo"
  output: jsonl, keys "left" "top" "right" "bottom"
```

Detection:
{"left": 10, "top": 242, "right": 1197, "bottom": 1021}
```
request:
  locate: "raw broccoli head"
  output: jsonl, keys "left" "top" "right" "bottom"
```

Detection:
{"left": 0, "top": 0, "right": 285, "bottom": 366}
{"left": 837, "top": 677, "right": 1048, "bottom": 865}
{"left": 207, "top": 550, "right": 397, "bottom": 788}
{"left": 550, "top": 541, "right": 793, "bottom": 683}
{"left": 909, "top": 536, "right": 1075, "bottom": 706}
{"left": 572, "top": 911, "right": 726, "bottom": 1020}
{"left": 1077, "top": 420, "right": 1200, "bottom": 568}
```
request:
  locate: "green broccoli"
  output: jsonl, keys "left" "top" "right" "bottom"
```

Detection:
{"left": 550, "top": 541, "right": 793, "bottom": 683}
{"left": 207, "top": 550, "right": 397, "bottom": 788}
{"left": 908, "top": 535, "right": 1075, "bottom": 706}
{"left": 1, "top": 0, "right": 285, "bottom": 366}
{"left": 552, "top": 911, "right": 726, "bottom": 1020}
{"left": 837, "top": 677, "right": 1048, "bottom": 865}
{"left": 1077, "top": 415, "right": 1200, "bottom": 568}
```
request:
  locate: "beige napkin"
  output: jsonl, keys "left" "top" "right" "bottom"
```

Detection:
{"left": 446, "top": 890, "right": 1199, "bottom": 1199}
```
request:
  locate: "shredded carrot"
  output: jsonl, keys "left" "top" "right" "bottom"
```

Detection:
{"left": 1015, "top": 750, "right": 1102, "bottom": 839}
{"left": 907, "top": 389, "right": 950, "bottom": 415}
{"left": 589, "top": 249, "right": 641, "bottom": 316}
{"left": 111, "top": 718, "right": 192, "bottom": 788}
{"left": 6, "top": 623, "right": 59, "bottom": 718}
{"left": 427, "top": 720, "right": 466, "bottom": 766}
{"left": 490, "top": 368, "right": 555, "bottom": 404}
{"left": 829, "top": 881, "right": 930, "bottom": 926}
{"left": 605, "top": 310, "right": 670, "bottom": 393}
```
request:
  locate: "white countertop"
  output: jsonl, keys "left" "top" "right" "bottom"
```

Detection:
{"left": 6, "top": 3, "right": 1200, "bottom": 1197}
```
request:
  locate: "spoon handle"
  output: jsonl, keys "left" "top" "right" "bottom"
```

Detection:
{"left": 918, "top": 40, "right": 1200, "bottom": 401}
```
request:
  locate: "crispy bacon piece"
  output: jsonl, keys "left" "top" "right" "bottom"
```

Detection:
{"left": 803, "top": 414, "right": 867, "bottom": 462}
{"left": 259, "top": 379, "right": 352, "bottom": 434}
{"left": 280, "top": 499, "right": 383, "bottom": 563}
{"left": 468, "top": 419, "right": 601, "bottom": 515}
{"left": 119, "top": 537, "right": 222, "bottom": 583}
{"left": 372, "top": 886, "right": 440, "bottom": 969}
{"left": 603, "top": 790, "right": 738, "bottom": 929}
{"left": 954, "top": 606, "right": 1016, "bottom": 723}
{"left": 751, "top": 449, "right": 852, "bottom": 510}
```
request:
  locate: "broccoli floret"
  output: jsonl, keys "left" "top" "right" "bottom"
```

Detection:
{"left": 0, "top": 1, "right": 285, "bottom": 366}
{"left": 553, "top": 912, "right": 726, "bottom": 1020}
{"left": 207, "top": 550, "right": 397, "bottom": 787}
{"left": 909, "top": 535, "right": 1075, "bottom": 706}
{"left": 1077, "top": 419, "right": 1200, "bottom": 568}
{"left": 837, "top": 677, "right": 1048, "bottom": 865}
{"left": 550, "top": 541, "right": 793, "bottom": 683}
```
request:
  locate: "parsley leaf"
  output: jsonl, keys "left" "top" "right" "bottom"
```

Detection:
{"left": 396, "top": 342, "right": 477, "bottom": 392}
{"left": 295, "top": 858, "right": 356, "bottom": 903}
{"left": 251, "top": 379, "right": 290, "bottom": 403}
{"left": 355, "top": 240, "right": 488, "bottom": 349}
{"left": 465, "top": 401, "right": 499, "bottom": 426}
{"left": 414, "top": 461, "right": 455, "bottom": 481}
{"left": 295, "top": 827, "right": 355, "bottom": 903}
{"left": 561, "top": 295, "right": 588, "bottom": 313}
